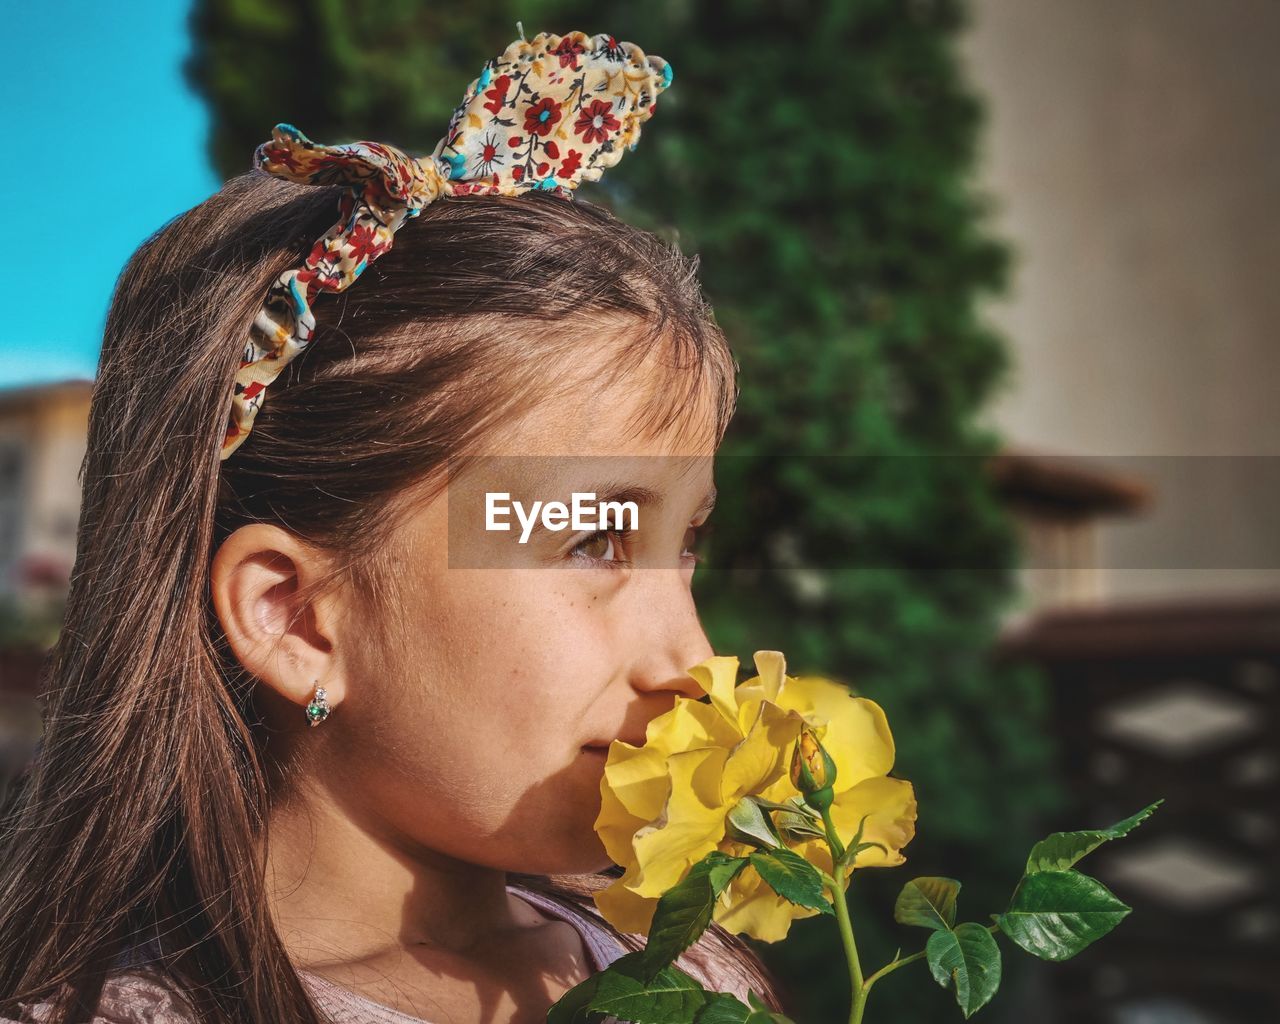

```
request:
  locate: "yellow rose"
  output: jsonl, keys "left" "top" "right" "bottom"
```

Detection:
{"left": 592, "top": 651, "right": 916, "bottom": 944}
{"left": 713, "top": 653, "right": 918, "bottom": 942}
{"left": 592, "top": 651, "right": 806, "bottom": 934}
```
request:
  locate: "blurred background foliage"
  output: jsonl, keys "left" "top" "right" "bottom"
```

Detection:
{"left": 186, "top": 0, "right": 1062, "bottom": 1018}
{"left": 0, "top": 596, "right": 64, "bottom": 653}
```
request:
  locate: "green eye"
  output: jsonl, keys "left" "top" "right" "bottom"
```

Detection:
{"left": 569, "top": 527, "right": 633, "bottom": 569}
{"left": 577, "top": 530, "right": 614, "bottom": 560}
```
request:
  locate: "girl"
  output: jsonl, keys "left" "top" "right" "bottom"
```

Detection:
{"left": 0, "top": 28, "right": 787, "bottom": 1024}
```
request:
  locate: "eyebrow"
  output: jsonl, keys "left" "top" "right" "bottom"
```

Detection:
{"left": 524, "top": 482, "right": 717, "bottom": 539}
{"left": 585, "top": 483, "right": 718, "bottom": 517}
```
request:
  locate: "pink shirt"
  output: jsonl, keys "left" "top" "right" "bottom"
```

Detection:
{"left": 3, "top": 884, "right": 748, "bottom": 1022}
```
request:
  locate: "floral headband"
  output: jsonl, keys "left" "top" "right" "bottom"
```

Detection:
{"left": 221, "top": 28, "right": 673, "bottom": 460}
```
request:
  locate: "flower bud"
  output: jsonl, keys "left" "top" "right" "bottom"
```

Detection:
{"left": 790, "top": 728, "right": 837, "bottom": 812}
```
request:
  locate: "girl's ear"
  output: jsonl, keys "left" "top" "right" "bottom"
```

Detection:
{"left": 210, "top": 523, "right": 348, "bottom": 713}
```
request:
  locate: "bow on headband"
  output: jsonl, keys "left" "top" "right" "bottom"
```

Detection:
{"left": 221, "top": 29, "right": 673, "bottom": 460}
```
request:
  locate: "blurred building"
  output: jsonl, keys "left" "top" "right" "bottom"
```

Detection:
{"left": 0, "top": 379, "right": 90, "bottom": 605}
{"left": 0, "top": 378, "right": 90, "bottom": 792}
{"left": 963, "top": 2, "right": 1280, "bottom": 1021}
{"left": 964, "top": 0, "right": 1280, "bottom": 603}
{"left": 990, "top": 447, "right": 1152, "bottom": 616}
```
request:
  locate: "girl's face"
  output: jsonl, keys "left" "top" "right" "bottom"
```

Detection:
{"left": 324, "top": 370, "right": 720, "bottom": 877}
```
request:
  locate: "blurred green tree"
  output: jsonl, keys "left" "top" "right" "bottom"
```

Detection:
{"left": 187, "top": 0, "right": 1062, "bottom": 1019}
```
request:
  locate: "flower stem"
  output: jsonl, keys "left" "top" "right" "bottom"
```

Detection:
{"left": 862, "top": 923, "right": 1002, "bottom": 997}
{"left": 819, "top": 804, "right": 847, "bottom": 863}
{"left": 828, "top": 859, "right": 868, "bottom": 1024}
{"left": 817, "top": 804, "right": 866, "bottom": 1024}
{"left": 862, "top": 947, "right": 928, "bottom": 991}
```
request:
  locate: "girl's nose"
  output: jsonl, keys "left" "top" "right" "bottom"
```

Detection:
{"left": 628, "top": 568, "right": 715, "bottom": 700}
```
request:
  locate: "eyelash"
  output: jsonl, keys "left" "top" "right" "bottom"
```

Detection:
{"left": 569, "top": 523, "right": 715, "bottom": 571}
{"left": 569, "top": 528, "right": 635, "bottom": 572}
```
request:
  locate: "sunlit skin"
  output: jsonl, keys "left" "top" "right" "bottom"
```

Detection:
{"left": 210, "top": 340, "right": 723, "bottom": 1023}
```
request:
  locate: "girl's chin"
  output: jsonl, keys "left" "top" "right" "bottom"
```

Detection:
{"left": 527, "top": 828, "right": 613, "bottom": 877}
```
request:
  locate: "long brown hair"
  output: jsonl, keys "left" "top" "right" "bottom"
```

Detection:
{"left": 0, "top": 170, "right": 786, "bottom": 1021}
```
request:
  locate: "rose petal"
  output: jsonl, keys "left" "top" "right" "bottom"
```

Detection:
{"left": 593, "top": 872, "right": 660, "bottom": 935}
{"left": 628, "top": 747, "right": 731, "bottom": 896}
{"left": 712, "top": 856, "right": 826, "bottom": 942}
{"left": 720, "top": 699, "right": 804, "bottom": 805}
{"left": 685, "top": 655, "right": 741, "bottom": 726}
{"left": 749, "top": 650, "right": 787, "bottom": 702}
{"left": 601, "top": 744, "right": 669, "bottom": 820}
{"left": 646, "top": 693, "right": 741, "bottom": 754}
{"left": 828, "top": 775, "right": 918, "bottom": 867}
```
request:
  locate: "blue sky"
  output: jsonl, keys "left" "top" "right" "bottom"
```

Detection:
{"left": 0, "top": 1, "right": 220, "bottom": 388}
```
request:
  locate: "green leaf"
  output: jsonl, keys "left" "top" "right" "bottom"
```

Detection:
{"left": 751, "top": 795, "right": 818, "bottom": 816}
{"left": 894, "top": 877, "right": 961, "bottom": 931}
{"left": 640, "top": 852, "right": 748, "bottom": 983}
{"left": 705, "top": 853, "right": 751, "bottom": 894}
{"left": 1025, "top": 800, "right": 1163, "bottom": 874}
{"left": 847, "top": 840, "right": 889, "bottom": 862}
{"left": 545, "top": 969, "right": 604, "bottom": 1024}
{"left": 693, "top": 994, "right": 752, "bottom": 1023}
{"left": 726, "top": 797, "right": 783, "bottom": 849}
{"left": 926, "top": 923, "right": 1002, "bottom": 1018}
{"left": 996, "top": 870, "right": 1131, "bottom": 961}
{"left": 773, "top": 808, "right": 827, "bottom": 842}
{"left": 747, "top": 1011, "right": 796, "bottom": 1023}
{"left": 748, "top": 848, "right": 834, "bottom": 915}
{"left": 690, "top": 992, "right": 797, "bottom": 1024}
{"left": 548, "top": 950, "right": 711, "bottom": 1023}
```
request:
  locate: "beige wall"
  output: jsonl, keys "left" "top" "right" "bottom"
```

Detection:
{"left": 961, "top": 0, "right": 1280, "bottom": 600}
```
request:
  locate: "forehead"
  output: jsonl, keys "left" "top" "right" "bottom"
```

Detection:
{"left": 483, "top": 329, "right": 722, "bottom": 460}
{"left": 442, "top": 333, "right": 719, "bottom": 528}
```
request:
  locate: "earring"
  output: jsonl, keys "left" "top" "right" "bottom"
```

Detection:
{"left": 305, "top": 681, "right": 332, "bottom": 727}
